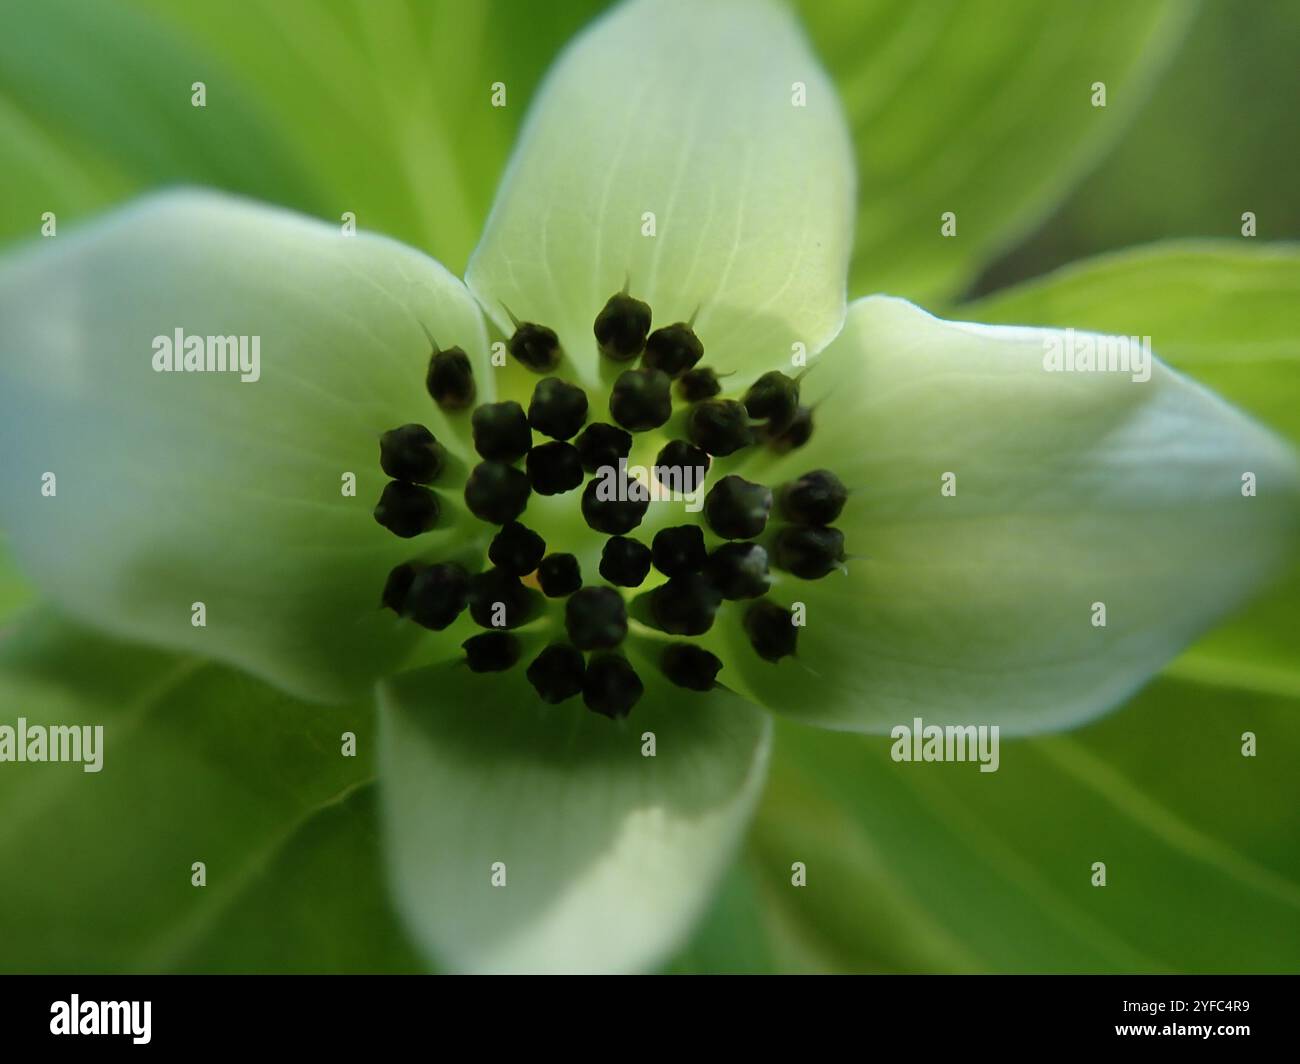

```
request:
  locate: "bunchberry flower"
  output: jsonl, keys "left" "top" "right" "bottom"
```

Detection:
{"left": 0, "top": 0, "right": 1294, "bottom": 979}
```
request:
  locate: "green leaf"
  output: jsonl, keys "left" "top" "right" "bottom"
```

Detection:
{"left": 749, "top": 677, "right": 1300, "bottom": 973}
{"left": 466, "top": 0, "right": 855, "bottom": 390}
{"left": 0, "top": 0, "right": 323, "bottom": 244}
{"left": 662, "top": 856, "right": 779, "bottom": 974}
{"left": 0, "top": 612, "right": 418, "bottom": 972}
{"left": 964, "top": 241, "right": 1300, "bottom": 442}
{"left": 1, "top": 0, "right": 606, "bottom": 270}
{"left": 379, "top": 660, "right": 772, "bottom": 973}
{"left": 0, "top": 92, "right": 135, "bottom": 247}
{"left": 0, "top": 191, "right": 491, "bottom": 703}
{"left": 963, "top": 241, "right": 1300, "bottom": 702}
{"left": 795, "top": 0, "right": 1193, "bottom": 304}
{"left": 0, "top": 537, "right": 32, "bottom": 626}
{"left": 125, "top": 0, "right": 608, "bottom": 272}
{"left": 168, "top": 784, "right": 424, "bottom": 973}
{"left": 1009, "top": 1, "right": 1300, "bottom": 272}
{"left": 723, "top": 295, "right": 1300, "bottom": 735}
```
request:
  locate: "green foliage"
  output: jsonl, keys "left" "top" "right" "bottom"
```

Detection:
{"left": 0, "top": 537, "right": 31, "bottom": 624}
{"left": 0, "top": 0, "right": 320, "bottom": 242}
{"left": 966, "top": 242, "right": 1300, "bottom": 440}
{"left": 796, "top": 0, "right": 1191, "bottom": 303}
{"left": 749, "top": 680, "right": 1300, "bottom": 973}
{"left": 0, "top": 613, "right": 417, "bottom": 973}
{"left": 125, "top": 0, "right": 608, "bottom": 271}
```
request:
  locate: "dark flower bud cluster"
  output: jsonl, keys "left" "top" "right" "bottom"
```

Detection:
{"left": 600, "top": 535, "right": 653, "bottom": 587}
{"left": 426, "top": 346, "right": 475, "bottom": 409}
{"left": 373, "top": 422, "right": 447, "bottom": 538}
{"left": 654, "top": 440, "right": 709, "bottom": 492}
{"left": 379, "top": 423, "right": 446, "bottom": 483}
{"left": 676, "top": 366, "right": 723, "bottom": 401}
{"left": 594, "top": 291, "right": 652, "bottom": 362}
{"left": 660, "top": 643, "right": 723, "bottom": 691}
{"left": 742, "top": 370, "right": 802, "bottom": 434}
{"left": 537, "top": 553, "right": 581, "bottom": 597}
{"left": 405, "top": 563, "right": 469, "bottom": 631}
{"left": 377, "top": 295, "right": 849, "bottom": 719}
{"left": 574, "top": 422, "right": 632, "bottom": 473}
{"left": 610, "top": 367, "right": 672, "bottom": 431}
{"left": 506, "top": 320, "right": 562, "bottom": 372}
{"left": 772, "top": 469, "right": 847, "bottom": 578}
{"left": 643, "top": 322, "right": 704, "bottom": 377}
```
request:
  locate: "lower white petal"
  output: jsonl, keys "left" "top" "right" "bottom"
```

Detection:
{"left": 379, "top": 662, "right": 771, "bottom": 973}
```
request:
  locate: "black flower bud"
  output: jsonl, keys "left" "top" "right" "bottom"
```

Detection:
{"left": 609, "top": 367, "right": 672, "bottom": 432}
{"left": 687, "top": 399, "right": 751, "bottom": 456}
{"left": 599, "top": 536, "right": 652, "bottom": 587}
{"left": 744, "top": 599, "right": 797, "bottom": 661}
{"left": 565, "top": 586, "right": 628, "bottom": 650}
{"left": 526, "top": 644, "right": 586, "bottom": 703}
{"left": 507, "top": 321, "right": 561, "bottom": 372}
{"left": 462, "top": 632, "right": 521, "bottom": 672}
{"left": 468, "top": 568, "right": 538, "bottom": 629}
{"left": 676, "top": 367, "right": 723, "bottom": 401}
{"left": 661, "top": 644, "right": 723, "bottom": 691}
{"left": 525, "top": 440, "right": 585, "bottom": 495}
{"left": 464, "top": 461, "right": 531, "bottom": 524}
{"left": 742, "top": 370, "right": 800, "bottom": 433}
{"left": 380, "top": 561, "right": 421, "bottom": 614}
{"left": 773, "top": 526, "right": 845, "bottom": 579}
{"left": 374, "top": 480, "right": 440, "bottom": 538}
{"left": 426, "top": 346, "right": 475, "bottom": 410}
{"left": 778, "top": 469, "right": 847, "bottom": 525}
{"left": 581, "top": 475, "right": 649, "bottom": 534}
{"left": 471, "top": 401, "right": 532, "bottom": 463}
{"left": 593, "top": 292, "right": 652, "bottom": 361}
{"left": 405, "top": 562, "right": 469, "bottom": 630}
{"left": 767, "top": 405, "right": 813, "bottom": 453}
{"left": 654, "top": 440, "right": 709, "bottom": 493}
{"left": 704, "top": 475, "right": 772, "bottom": 539}
{"left": 583, "top": 654, "right": 643, "bottom": 718}
{"left": 651, "top": 525, "right": 707, "bottom": 577}
{"left": 705, "top": 542, "right": 770, "bottom": 599}
{"left": 379, "top": 424, "right": 446, "bottom": 484}
{"left": 528, "top": 377, "right": 589, "bottom": 440}
{"left": 537, "top": 553, "right": 582, "bottom": 597}
{"left": 650, "top": 573, "right": 722, "bottom": 636}
{"left": 643, "top": 322, "right": 703, "bottom": 377}
{"left": 488, "top": 521, "right": 546, "bottom": 576}
{"left": 574, "top": 422, "right": 633, "bottom": 474}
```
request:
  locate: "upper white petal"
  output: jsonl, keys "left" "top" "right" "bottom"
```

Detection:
{"left": 466, "top": 0, "right": 855, "bottom": 387}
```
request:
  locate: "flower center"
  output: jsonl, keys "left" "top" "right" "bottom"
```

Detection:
{"left": 373, "top": 289, "right": 848, "bottom": 718}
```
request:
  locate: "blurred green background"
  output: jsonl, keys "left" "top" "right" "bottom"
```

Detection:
{"left": 0, "top": 0, "right": 1296, "bottom": 973}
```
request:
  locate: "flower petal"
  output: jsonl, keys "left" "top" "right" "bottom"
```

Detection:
{"left": 378, "top": 661, "right": 771, "bottom": 973}
{"left": 0, "top": 190, "right": 490, "bottom": 702}
{"left": 465, "top": 0, "right": 854, "bottom": 387}
{"left": 724, "top": 296, "right": 1300, "bottom": 735}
